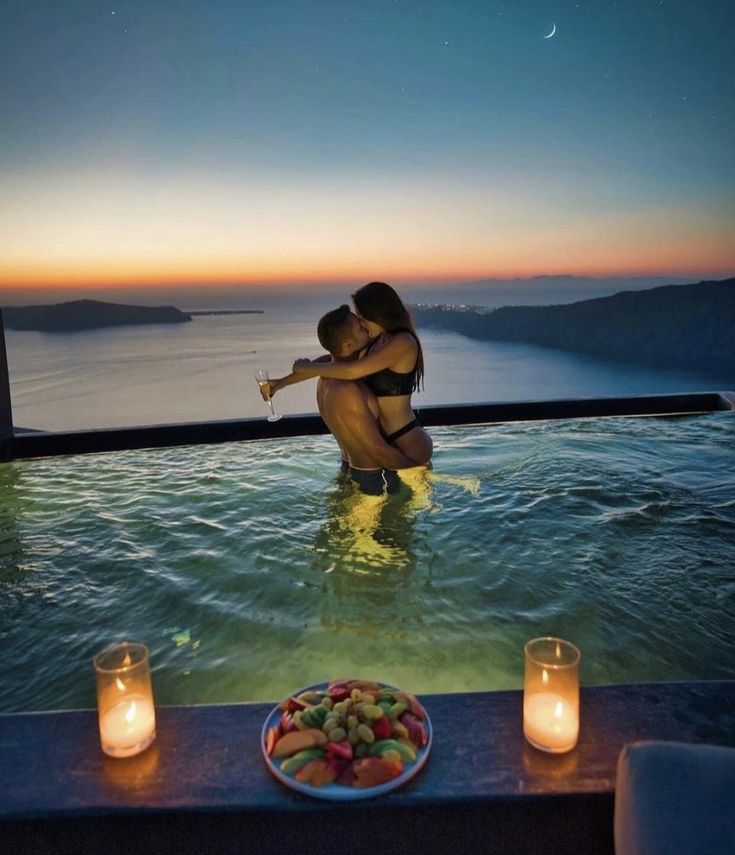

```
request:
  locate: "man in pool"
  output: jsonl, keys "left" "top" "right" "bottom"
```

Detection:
{"left": 266, "top": 305, "right": 416, "bottom": 496}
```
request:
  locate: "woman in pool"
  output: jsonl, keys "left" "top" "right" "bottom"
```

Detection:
{"left": 291, "top": 281, "right": 433, "bottom": 466}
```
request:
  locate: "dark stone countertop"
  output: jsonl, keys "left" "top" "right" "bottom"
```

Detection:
{"left": 1, "top": 682, "right": 733, "bottom": 819}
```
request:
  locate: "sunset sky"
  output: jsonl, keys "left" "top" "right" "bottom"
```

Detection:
{"left": 2, "top": 0, "right": 733, "bottom": 297}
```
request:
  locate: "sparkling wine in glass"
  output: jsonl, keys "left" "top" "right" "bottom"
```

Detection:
{"left": 254, "top": 369, "right": 281, "bottom": 422}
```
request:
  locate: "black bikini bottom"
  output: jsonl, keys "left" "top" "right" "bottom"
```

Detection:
{"left": 385, "top": 417, "right": 420, "bottom": 445}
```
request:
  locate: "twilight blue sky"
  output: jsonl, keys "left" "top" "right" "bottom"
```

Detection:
{"left": 1, "top": 0, "right": 733, "bottom": 295}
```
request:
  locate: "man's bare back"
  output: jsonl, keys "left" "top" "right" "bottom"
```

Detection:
{"left": 317, "top": 376, "right": 412, "bottom": 472}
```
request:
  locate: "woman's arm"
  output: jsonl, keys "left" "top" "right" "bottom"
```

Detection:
{"left": 292, "top": 333, "right": 415, "bottom": 380}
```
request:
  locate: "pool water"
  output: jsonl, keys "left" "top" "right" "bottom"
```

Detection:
{"left": 1, "top": 413, "right": 733, "bottom": 713}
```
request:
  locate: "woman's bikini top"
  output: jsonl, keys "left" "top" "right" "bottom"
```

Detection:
{"left": 363, "top": 329, "right": 418, "bottom": 397}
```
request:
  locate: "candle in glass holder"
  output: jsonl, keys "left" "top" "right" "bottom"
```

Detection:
{"left": 523, "top": 637, "right": 580, "bottom": 753}
{"left": 94, "top": 642, "right": 156, "bottom": 758}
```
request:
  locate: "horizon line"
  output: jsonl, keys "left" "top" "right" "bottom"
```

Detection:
{"left": 2, "top": 268, "right": 734, "bottom": 294}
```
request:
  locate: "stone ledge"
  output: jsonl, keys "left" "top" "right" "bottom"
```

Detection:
{"left": 4, "top": 391, "right": 733, "bottom": 461}
{"left": 1, "top": 682, "right": 733, "bottom": 854}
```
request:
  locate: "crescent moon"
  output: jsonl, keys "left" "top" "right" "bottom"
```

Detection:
{"left": 544, "top": 22, "right": 556, "bottom": 39}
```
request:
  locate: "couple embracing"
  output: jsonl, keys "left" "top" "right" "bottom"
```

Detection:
{"left": 263, "top": 282, "right": 432, "bottom": 496}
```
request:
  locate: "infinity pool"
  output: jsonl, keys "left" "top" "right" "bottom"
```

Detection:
{"left": 1, "top": 413, "right": 733, "bottom": 713}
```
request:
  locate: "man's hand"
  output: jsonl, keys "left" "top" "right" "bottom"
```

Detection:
{"left": 260, "top": 378, "right": 286, "bottom": 400}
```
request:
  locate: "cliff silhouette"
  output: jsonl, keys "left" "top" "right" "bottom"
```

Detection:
{"left": 413, "top": 278, "right": 735, "bottom": 374}
{"left": 2, "top": 299, "right": 192, "bottom": 332}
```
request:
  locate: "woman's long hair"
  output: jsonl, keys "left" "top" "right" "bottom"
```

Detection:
{"left": 352, "top": 281, "right": 424, "bottom": 391}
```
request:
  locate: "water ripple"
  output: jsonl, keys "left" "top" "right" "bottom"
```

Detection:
{"left": 1, "top": 413, "right": 734, "bottom": 710}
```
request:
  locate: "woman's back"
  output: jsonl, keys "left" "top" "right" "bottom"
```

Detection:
{"left": 361, "top": 332, "right": 432, "bottom": 465}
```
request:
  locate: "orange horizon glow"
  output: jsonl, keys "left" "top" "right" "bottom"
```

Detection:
{"left": 3, "top": 162, "right": 733, "bottom": 296}
{"left": 1, "top": 255, "right": 733, "bottom": 293}
{"left": 2, "top": 217, "right": 734, "bottom": 291}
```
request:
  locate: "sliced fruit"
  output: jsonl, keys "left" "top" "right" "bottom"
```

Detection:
{"left": 297, "top": 690, "right": 325, "bottom": 706}
{"left": 279, "top": 748, "right": 325, "bottom": 774}
{"left": 325, "top": 739, "right": 353, "bottom": 761}
{"left": 352, "top": 757, "right": 403, "bottom": 788}
{"left": 400, "top": 712, "right": 429, "bottom": 747}
{"left": 336, "top": 760, "right": 356, "bottom": 786}
{"left": 279, "top": 711, "right": 296, "bottom": 734}
{"left": 294, "top": 759, "right": 338, "bottom": 787}
{"left": 265, "top": 725, "right": 279, "bottom": 756}
{"left": 368, "top": 738, "right": 417, "bottom": 763}
{"left": 405, "top": 692, "right": 427, "bottom": 719}
{"left": 391, "top": 720, "right": 409, "bottom": 741}
{"left": 325, "top": 755, "right": 349, "bottom": 780}
{"left": 348, "top": 679, "right": 382, "bottom": 695}
{"left": 372, "top": 715, "right": 392, "bottom": 740}
{"left": 272, "top": 727, "right": 328, "bottom": 759}
{"left": 280, "top": 696, "right": 308, "bottom": 713}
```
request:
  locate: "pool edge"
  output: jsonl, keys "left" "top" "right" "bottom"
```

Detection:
{"left": 3, "top": 391, "right": 734, "bottom": 461}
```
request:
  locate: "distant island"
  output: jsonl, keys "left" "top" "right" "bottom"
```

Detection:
{"left": 412, "top": 278, "right": 735, "bottom": 375}
{"left": 1, "top": 299, "right": 192, "bottom": 332}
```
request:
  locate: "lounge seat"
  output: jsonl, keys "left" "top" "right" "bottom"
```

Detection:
{"left": 614, "top": 741, "right": 735, "bottom": 855}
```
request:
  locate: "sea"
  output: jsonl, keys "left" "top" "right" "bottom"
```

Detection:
{"left": 6, "top": 285, "right": 734, "bottom": 432}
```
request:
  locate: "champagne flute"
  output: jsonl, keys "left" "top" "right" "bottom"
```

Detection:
{"left": 254, "top": 369, "right": 282, "bottom": 422}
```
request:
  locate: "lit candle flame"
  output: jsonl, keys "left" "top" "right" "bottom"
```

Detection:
{"left": 125, "top": 700, "right": 137, "bottom": 722}
{"left": 542, "top": 668, "right": 549, "bottom": 684}
{"left": 554, "top": 700, "right": 563, "bottom": 718}
{"left": 115, "top": 677, "right": 125, "bottom": 691}
{"left": 555, "top": 641, "right": 561, "bottom": 659}
{"left": 123, "top": 651, "right": 132, "bottom": 667}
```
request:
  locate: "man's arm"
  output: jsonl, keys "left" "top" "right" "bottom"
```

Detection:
{"left": 260, "top": 372, "right": 309, "bottom": 400}
{"left": 261, "top": 355, "right": 331, "bottom": 400}
{"left": 339, "top": 386, "right": 416, "bottom": 471}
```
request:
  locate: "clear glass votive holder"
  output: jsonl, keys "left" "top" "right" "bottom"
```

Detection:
{"left": 523, "top": 636, "right": 581, "bottom": 754}
{"left": 94, "top": 641, "right": 156, "bottom": 758}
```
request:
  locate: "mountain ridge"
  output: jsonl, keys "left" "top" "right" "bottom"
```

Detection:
{"left": 412, "top": 278, "right": 735, "bottom": 375}
{"left": 2, "top": 299, "right": 192, "bottom": 332}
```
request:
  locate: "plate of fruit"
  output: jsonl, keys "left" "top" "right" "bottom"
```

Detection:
{"left": 261, "top": 678, "right": 432, "bottom": 800}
